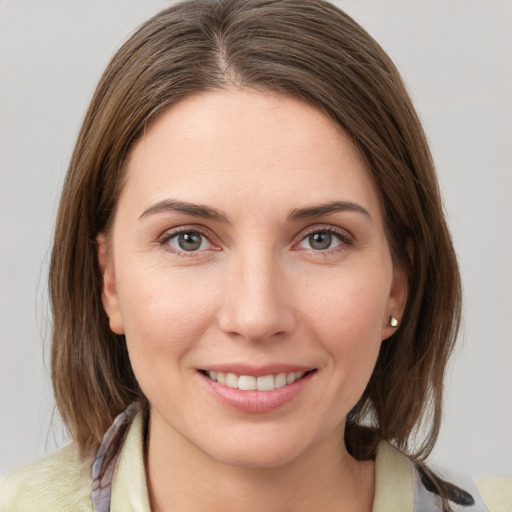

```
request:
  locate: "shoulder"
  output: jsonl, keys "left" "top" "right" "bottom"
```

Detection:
{"left": 0, "top": 444, "right": 93, "bottom": 512}
{"left": 475, "top": 477, "right": 512, "bottom": 512}
{"left": 374, "top": 442, "right": 492, "bottom": 512}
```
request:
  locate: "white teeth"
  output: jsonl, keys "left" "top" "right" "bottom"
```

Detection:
{"left": 239, "top": 375, "right": 257, "bottom": 391}
{"left": 257, "top": 375, "right": 275, "bottom": 391}
{"left": 205, "top": 370, "right": 310, "bottom": 391}
{"left": 275, "top": 373, "right": 287, "bottom": 388}
{"left": 225, "top": 373, "right": 238, "bottom": 388}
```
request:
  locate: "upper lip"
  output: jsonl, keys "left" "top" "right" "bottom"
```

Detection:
{"left": 198, "top": 364, "right": 315, "bottom": 377}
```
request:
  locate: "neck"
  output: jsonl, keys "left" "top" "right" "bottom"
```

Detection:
{"left": 146, "top": 411, "right": 375, "bottom": 512}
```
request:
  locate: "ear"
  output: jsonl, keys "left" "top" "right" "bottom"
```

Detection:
{"left": 97, "top": 235, "right": 125, "bottom": 335}
{"left": 381, "top": 261, "right": 408, "bottom": 340}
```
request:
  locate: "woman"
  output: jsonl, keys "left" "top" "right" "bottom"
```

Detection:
{"left": 0, "top": 0, "right": 493, "bottom": 510}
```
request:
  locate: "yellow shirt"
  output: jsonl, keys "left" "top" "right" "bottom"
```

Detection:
{"left": 0, "top": 411, "right": 506, "bottom": 511}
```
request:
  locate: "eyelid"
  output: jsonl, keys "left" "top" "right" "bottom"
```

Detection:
{"left": 157, "top": 225, "right": 220, "bottom": 255}
{"left": 155, "top": 223, "right": 353, "bottom": 255}
{"left": 293, "top": 224, "right": 354, "bottom": 250}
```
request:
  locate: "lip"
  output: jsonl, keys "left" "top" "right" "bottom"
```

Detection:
{"left": 197, "top": 366, "right": 316, "bottom": 414}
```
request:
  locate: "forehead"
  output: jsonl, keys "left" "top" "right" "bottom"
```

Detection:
{"left": 121, "top": 89, "right": 382, "bottom": 221}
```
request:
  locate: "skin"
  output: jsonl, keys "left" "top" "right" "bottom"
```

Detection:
{"left": 98, "top": 89, "right": 407, "bottom": 512}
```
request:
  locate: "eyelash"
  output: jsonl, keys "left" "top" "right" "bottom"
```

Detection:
{"left": 295, "top": 226, "right": 353, "bottom": 253}
{"left": 157, "top": 226, "right": 218, "bottom": 257}
{"left": 157, "top": 225, "right": 353, "bottom": 256}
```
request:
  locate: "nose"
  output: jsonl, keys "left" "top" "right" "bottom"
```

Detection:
{"left": 217, "top": 249, "right": 296, "bottom": 343}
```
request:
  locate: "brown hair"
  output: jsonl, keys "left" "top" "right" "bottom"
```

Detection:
{"left": 50, "top": 0, "right": 461, "bottom": 469}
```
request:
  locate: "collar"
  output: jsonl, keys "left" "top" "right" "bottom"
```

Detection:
{"left": 373, "top": 440, "right": 415, "bottom": 511}
{"left": 110, "top": 411, "right": 151, "bottom": 511}
{"left": 102, "top": 409, "right": 417, "bottom": 512}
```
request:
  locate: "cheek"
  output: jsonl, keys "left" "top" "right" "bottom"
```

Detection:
{"left": 298, "top": 268, "right": 390, "bottom": 391}
{"left": 114, "top": 261, "right": 219, "bottom": 373}
{"left": 300, "top": 266, "right": 391, "bottom": 340}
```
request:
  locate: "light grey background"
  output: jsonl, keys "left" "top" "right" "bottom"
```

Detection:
{"left": 1, "top": 0, "right": 511, "bottom": 478}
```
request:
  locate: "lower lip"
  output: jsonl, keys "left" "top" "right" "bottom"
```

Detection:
{"left": 198, "top": 371, "right": 314, "bottom": 414}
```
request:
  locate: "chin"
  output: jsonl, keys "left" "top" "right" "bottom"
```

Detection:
{"left": 203, "top": 442, "right": 307, "bottom": 470}
{"left": 190, "top": 424, "right": 331, "bottom": 470}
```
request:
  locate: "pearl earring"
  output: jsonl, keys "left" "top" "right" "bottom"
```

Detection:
{"left": 389, "top": 316, "right": 399, "bottom": 328}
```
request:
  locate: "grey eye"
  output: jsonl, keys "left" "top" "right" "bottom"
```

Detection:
{"left": 309, "top": 231, "right": 333, "bottom": 250}
{"left": 168, "top": 231, "right": 211, "bottom": 252}
{"left": 297, "top": 230, "right": 344, "bottom": 251}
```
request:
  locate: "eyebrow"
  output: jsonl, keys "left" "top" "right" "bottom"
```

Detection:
{"left": 139, "top": 198, "right": 371, "bottom": 224}
{"left": 287, "top": 201, "right": 372, "bottom": 222}
{"left": 139, "top": 199, "right": 229, "bottom": 223}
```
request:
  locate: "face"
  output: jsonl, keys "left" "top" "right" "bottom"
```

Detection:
{"left": 99, "top": 90, "right": 406, "bottom": 468}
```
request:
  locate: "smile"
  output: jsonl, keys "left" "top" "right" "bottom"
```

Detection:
{"left": 203, "top": 370, "right": 311, "bottom": 391}
{"left": 198, "top": 367, "right": 316, "bottom": 413}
